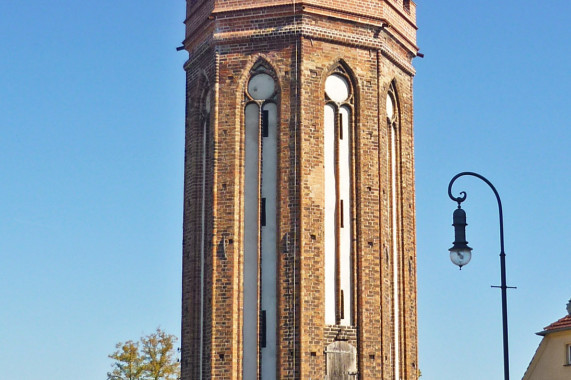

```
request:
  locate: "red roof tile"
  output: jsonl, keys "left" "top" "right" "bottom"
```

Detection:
{"left": 542, "top": 314, "right": 571, "bottom": 333}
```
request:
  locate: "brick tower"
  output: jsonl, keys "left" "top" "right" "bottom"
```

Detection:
{"left": 181, "top": 1, "right": 419, "bottom": 379}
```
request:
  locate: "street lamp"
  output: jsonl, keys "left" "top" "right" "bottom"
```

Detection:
{"left": 449, "top": 202, "right": 472, "bottom": 269}
{"left": 447, "top": 171, "right": 514, "bottom": 380}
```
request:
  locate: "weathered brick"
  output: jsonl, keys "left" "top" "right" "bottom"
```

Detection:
{"left": 181, "top": 1, "right": 419, "bottom": 379}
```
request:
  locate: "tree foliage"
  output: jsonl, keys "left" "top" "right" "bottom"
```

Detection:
{"left": 141, "top": 328, "right": 179, "bottom": 380}
{"left": 108, "top": 340, "right": 145, "bottom": 380}
{"left": 108, "top": 328, "right": 180, "bottom": 380}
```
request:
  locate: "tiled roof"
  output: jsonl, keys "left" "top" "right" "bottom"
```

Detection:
{"left": 538, "top": 314, "right": 571, "bottom": 335}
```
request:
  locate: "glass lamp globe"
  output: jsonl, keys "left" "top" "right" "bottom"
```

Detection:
{"left": 449, "top": 247, "right": 472, "bottom": 269}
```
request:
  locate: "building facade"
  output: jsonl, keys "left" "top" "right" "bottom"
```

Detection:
{"left": 180, "top": 1, "right": 419, "bottom": 379}
{"left": 523, "top": 301, "right": 571, "bottom": 380}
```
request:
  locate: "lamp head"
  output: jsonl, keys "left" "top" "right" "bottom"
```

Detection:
{"left": 449, "top": 206, "right": 473, "bottom": 269}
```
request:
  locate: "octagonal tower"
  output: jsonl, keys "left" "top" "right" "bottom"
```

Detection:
{"left": 181, "top": 1, "right": 419, "bottom": 379}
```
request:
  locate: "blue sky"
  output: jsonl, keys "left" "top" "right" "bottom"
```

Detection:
{"left": 415, "top": 0, "right": 571, "bottom": 378}
{"left": 0, "top": 1, "right": 569, "bottom": 379}
{"left": 1, "top": 2, "right": 186, "bottom": 378}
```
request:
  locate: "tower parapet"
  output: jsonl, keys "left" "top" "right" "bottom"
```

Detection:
{"left": 183, "top": 0, "right": 417, "bottom": 66}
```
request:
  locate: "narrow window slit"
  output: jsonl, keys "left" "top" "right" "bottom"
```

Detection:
{"left": 261, "top": 197, "right": 266, "bottom": 226}
{"left": 340, "top": 199, "right": 344, "bottom": 228}
{"left": 262, "top": 110, "right": 269, "bottom": 137}
{"left": 260, "top": 310, "right": 267, "bottom": 348}
{"left": 340, "top": 290, "right": 345, "bottom": 320}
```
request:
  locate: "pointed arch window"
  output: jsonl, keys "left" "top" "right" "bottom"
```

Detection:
{"left": 324, "top": 68, "right": 354, "bottom": 326}
{"left": 194, "top": 80, "right": 211, "bottom": 380}
{"left": 387, "top": 81, "right": 403, "bottom": 379}
{"left": 243, "top": 65, "right": 278, "bottom": 380}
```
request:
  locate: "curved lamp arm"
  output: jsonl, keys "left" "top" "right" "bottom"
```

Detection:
{"left": 448, "top": 171, "right": 505, "bottom": 255}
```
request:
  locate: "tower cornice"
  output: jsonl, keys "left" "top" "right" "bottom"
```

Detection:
{"left": 184, "top": 0, "right": 417, "bottom": 58}
{"left": 184, "top": 25, "right": 416, "bottom": 77}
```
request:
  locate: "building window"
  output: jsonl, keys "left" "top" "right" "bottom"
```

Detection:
{"left": 387, "top": 81, "right": 403, "bottom": 379}
{"left": 403, "top": 0, "right": 410, "bottom": 12}
{"left": 324, "top": 68, "right": 354, "bottom": 326}
{"left": 566, "top": 344, "right": 571, "bottom": 365}
{"left": 243, "top": 65, "right": 278, "bottom": 379}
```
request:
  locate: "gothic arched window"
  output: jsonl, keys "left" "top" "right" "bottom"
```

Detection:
{"left": 387, "top": 81, "right": 404, "bottom": 379}
{"left": 194, "top": 80, "right": 211, "bottom": 380}
{"left": 243, "top": 66, "right": 278, "bottom": 380}
{"left": 324, "top": 68, "right": 354, "bottom": 327}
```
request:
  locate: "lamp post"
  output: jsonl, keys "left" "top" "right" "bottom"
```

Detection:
{"left": 448, "top": 171, "right": 513, "bottom": 380}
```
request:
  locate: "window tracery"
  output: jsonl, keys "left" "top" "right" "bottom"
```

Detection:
{"left": 243, "top": 63, "right": 278, "bottom": 379}
{"left": 324, "top": 67, "right": 355, "bottom": 327}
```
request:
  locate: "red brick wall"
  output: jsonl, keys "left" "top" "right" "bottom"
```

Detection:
{"left": 181, "top": 1, "right": 418, "bottom": 379}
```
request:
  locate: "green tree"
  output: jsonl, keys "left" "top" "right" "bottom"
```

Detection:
{"left": 107, "top": 340, "right": 145, "bottom": 380}
{"left": 108, "top": 328, "right": 180, "bottom": 380}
